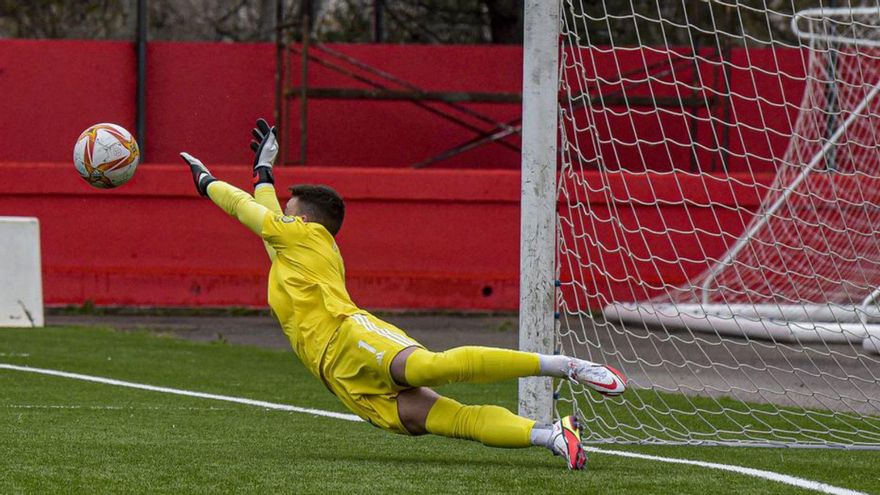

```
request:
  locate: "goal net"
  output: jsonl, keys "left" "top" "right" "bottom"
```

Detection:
{"left": 551, "top": 2, "right": 880, "bottom": 447}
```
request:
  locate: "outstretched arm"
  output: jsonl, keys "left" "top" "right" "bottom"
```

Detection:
{"left": 180, "top": 152, "right": 270, "bottom": 236}
{"left": 255, "top": 184, "right": 282, "bottom": 215}
{"left": 250, "top": 118, "right": 283, "bottom": 215}
{"left": 254, "top": 184, "right": 281, "bottom": 261}
{"left": 207, "top": 181, "right": 271, "bottom": 236}
{"left": 249, "top": 118, "right": 283, "bottom": 260}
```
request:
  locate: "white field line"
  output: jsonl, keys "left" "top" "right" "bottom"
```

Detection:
{"left": 4, "top": 404, "right": 233, "bottom": 411}
{"left": 584, "top": 447, "right": 866, "bottom": 495}
{"left": 0, "top": 364, "right": 361, "bottom": 422}
{"left": 0, "top": 363, "right": 867, "bottom": 495}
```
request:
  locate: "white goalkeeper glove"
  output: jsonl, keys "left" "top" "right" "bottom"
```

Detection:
{"left": 180, "top": 152, "right": 217, "bottom": 197}
{"left": 250, "top": 118, "right": 278, "bottom": 186}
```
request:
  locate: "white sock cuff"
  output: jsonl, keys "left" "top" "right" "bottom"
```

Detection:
{"left": 529, "top": 424, "right": 555, "bottom": 448}
{"left": 538, "top": 354, "right": 571, "bottom": 378}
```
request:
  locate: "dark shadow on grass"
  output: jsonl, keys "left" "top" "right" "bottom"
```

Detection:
{"left": 306, "top": 449, "right": 563, "bottom": 470}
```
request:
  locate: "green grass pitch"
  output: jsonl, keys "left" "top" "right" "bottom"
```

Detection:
{"left": 1, "top": 326, "right": 879, "bottom": 494}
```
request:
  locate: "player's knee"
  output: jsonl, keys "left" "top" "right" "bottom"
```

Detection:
{"left": 390, "top": 346, "right": 422, "bottom": 385}
{"left": 396, "top": 387, "right": 439, "bottom": 435}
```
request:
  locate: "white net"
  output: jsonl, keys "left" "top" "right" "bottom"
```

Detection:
{"left": 555, "top": 1, "right": 880, "bottom": 447}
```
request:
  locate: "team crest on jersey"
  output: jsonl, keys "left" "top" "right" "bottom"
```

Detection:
{"left": 278, "top": 215, "right": 300, "bottom": 224}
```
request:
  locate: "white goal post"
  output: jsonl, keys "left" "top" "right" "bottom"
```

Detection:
{"left": 518, "top": 0, "right": 559, "bottom": 424}
{"left": 520, "top": 1, "right": 880, "bottom": 447}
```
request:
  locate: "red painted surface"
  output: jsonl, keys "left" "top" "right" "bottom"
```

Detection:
{"left": 0, "top": 40, "right": 136, "bottom": 164}
{"left": 0, "top": 39, "right": 522, "bottom": 169}
{"left": 1, "top": 39, "right": 806, "bottom": 172}
{"left": 284, "top": 43, "right": 524, "bottom": 169}
{"left": 557, "top": 171, "right": 773, "bottom": 309}
{"left": 0, "top": 162, "right": 776, "bottom": 310}
{"left": 0, "top": 40, "right": 806, "bottom": 309}
{"left": 0, "top": 163, "right": 521, "bottom": 309}
{"left": 562, "top": 46, "right": 808, "bottom": 174}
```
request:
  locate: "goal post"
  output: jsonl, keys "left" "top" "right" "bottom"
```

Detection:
{"left": 521, "top": 1, "right": 880, "bottom": 447}
{"left": 518, "top": 0, "right": 559, "bottom": 424}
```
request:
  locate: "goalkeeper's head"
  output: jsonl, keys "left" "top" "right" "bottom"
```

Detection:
{"left": 285, "top": 184, "right": 345, "bottom": 237}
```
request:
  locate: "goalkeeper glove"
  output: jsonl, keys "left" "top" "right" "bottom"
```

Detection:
{"left": 180, "top": 152, "right": 217, "bottom": 197}
{"left": 250, "top": 118, "right": 278, "bottom": 186}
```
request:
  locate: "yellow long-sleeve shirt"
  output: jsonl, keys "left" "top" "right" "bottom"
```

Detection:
{"left": 207, "top": 181, "right": 362, "bottom": 381}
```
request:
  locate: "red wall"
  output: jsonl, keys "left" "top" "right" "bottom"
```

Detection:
{"left": 0, "top": 40, "right": 137, "bottom": 164}
{"left": 0, "top": 40, "right": 798, "bottom": 309}
{"left": 0, "top": 162, "right": 774, "bottom": 310}
{"left": 0, "top": 163, "right": 521, "bottom": 309}
{"left": 561, "top": 46, "right": 808, "bottom": 174}
{"left": 1, "top": 39, "right": 806, "bottom": 172}
{"left": 557, "top": 171, "right": 772, "bottom": 309}
{"left": 284, "top": 43, "right": 523, "bottom": 169}
{"left": 0, "top": 39, "right": 523, "bottom": 169}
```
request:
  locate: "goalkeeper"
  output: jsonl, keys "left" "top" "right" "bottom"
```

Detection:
{"left": 179, "top": 118, "right": 627, "bottom": 470}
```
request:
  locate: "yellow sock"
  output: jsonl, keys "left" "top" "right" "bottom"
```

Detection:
{"left": 425, "top": 396, "right": 535, "bottom": 448}
{"left": 404, "top": 347, "right": 541, "bottom": 387}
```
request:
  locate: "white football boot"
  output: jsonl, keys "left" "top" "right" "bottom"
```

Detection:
{"left": 566, "top": 359, "right": 627, "bottom": 396}
{"left": 549, "top": 415, "right": 587, "bottom": 470}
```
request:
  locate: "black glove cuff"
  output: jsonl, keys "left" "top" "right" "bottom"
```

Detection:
{"left": 253, "top": 167, "right": 274, "bottom": 186}
{"left": 199, "top": 176, "right": 218, "bottom": 197}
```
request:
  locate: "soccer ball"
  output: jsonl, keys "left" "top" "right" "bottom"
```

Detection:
{"left": 73, "top": 123, "right": 140, "bottom": 189}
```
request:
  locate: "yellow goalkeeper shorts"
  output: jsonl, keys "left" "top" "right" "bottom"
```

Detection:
{"left": 321, "top": 312, "right": 423, "bottom": 435}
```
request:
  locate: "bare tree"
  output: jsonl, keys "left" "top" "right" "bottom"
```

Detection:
{"left": 564, "top": 0, "right": 828, "bottom": 48}
{"left": 0, "top": 0, "right": 131, "bottom": 39}
{"left": 0, "top": 0, "right": 299, "bottom": 41}
{"left": 485, "top": 0, "right": 521, "bottom": 44}
{"left": 316, "top": 0, "right": 522, "bottom": 44}
{"left": 0, "top": 0, "right": 525, "bottom": 44}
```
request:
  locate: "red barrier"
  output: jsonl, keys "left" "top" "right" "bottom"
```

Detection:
{"left": 0, "top": 40, "right": 136, "bottom": 164}
{"left": 0, "top": 162, "right": 521, "bottom": 309}
{"left": 557, "top": 171, "right": 772, "bottom": 308}
{"left": 0, "top": 162, "right": 775, "bottom": 310}
{"left": 1, "top": 39, "right": 805, "bottom": 173}
{"left": 0, "top": 39, "right": 792, "bottom": 309}
{"left": 570, "top": 47, "right": 807, "bottom": 174}
{"left": 0, "top": 39, "right": 522, "bottom": 169}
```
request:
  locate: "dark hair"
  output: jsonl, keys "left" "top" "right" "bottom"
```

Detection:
{"left": 288, "top": 184, "right": 345, "bottom": 236}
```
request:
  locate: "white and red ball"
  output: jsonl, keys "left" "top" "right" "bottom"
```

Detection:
{"left": 73, "top": 123, "right": 140, "bottom": 189}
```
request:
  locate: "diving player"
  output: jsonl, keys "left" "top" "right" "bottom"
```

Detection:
{"left": 178, "top": 119, "right": 627, "bottom": 470}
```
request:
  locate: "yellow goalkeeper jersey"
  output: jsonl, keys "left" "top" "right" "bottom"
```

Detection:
{"left": 261, "top": 213, "right": 362, "bottom": 378}
{"left": 206, "top": 181, "right": 362, "bottom": 381}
